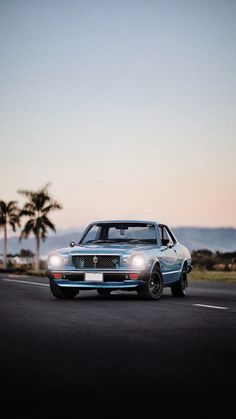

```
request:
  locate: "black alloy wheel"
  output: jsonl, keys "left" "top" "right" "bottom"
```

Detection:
{"left": 171, "top": 267, "right": 188, "bottom": 297}
{"left": 137, "top": 270, "right": 163, "bottom": 300}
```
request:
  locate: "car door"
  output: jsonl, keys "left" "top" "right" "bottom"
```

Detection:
{"left": 158, "top": 225, "right": 182, "bottom": 283}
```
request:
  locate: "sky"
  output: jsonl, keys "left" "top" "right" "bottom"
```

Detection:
{"left": 1, "top": 0, "right": 236, "bottom": 231}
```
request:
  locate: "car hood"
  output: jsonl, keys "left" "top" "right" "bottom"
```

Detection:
{"left": 53, "top": 243, "right": 156, "bottom": 256}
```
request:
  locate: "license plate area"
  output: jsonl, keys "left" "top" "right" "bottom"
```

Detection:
{"left": 85, "top": 273, "right": 104, "bottom": 282}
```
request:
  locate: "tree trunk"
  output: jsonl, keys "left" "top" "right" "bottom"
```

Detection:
{"left": 3, "top": 223, "right": 7, "bottom": 268}
{"left": 35, "top": 234, "right": 40, "bottom": 272}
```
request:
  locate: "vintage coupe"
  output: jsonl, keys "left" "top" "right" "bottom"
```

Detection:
{"left": 47, "top": 220, "right": 192, "bottom": 300}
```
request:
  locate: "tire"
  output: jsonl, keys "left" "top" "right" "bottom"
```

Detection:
{"left": 171, "top": 267, "right": 188, "bottom": 297}
{"left": 137, "top": 270, "right": 163, "bottom": 300}
{"left": 97, "top": 289, "right": 112, "bottom": 296}
{"left": 49, "top": 279, "right": 78, "bottom": 299}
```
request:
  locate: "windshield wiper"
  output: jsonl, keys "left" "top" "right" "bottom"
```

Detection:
{"left": 87, "top": 239, "right": 117, "bottom": 244}
{"left": 129, "top": 240, "right": 151, "bottom": 244}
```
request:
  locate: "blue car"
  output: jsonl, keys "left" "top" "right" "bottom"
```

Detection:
{"left": 47, "top": 220, "right": 192, "bottom": 300}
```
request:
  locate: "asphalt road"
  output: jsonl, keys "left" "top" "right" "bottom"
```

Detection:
{"left": 1, "top": 273, "right": 236, "bottom": 416}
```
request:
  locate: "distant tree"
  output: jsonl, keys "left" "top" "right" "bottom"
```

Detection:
{"left": 0, "top": 200, "right": 21, "bottom": 268}
{"left": 191, "top": 249, "right": 236, "bottom": 271}
{"left": 18, "top": 184, "right": 62, "bottom": 272}
{"left": 20, "top": 249, "right": 35, "bottom": 257}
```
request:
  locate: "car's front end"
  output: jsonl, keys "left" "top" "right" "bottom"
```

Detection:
{"left": 47, "top": 245, "right": 152, "bottom": 291}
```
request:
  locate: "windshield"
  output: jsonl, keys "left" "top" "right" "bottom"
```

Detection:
{"left": 80, "top": 223, "right": 158, "bottom": 245}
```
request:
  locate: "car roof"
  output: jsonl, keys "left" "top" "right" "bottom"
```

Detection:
{"left": 89, "top": 220, "right": 160, "bottom": 225}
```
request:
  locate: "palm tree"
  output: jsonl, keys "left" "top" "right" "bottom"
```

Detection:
{"left": 18, "top": 184, "right": 62, "bottom": 272}
{"left": 0, "top": 200, "right": 20, "bottom": 268}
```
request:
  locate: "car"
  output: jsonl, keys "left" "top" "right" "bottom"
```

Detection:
{"left": 47, "top": 220, "right": 192, "bottom": 300}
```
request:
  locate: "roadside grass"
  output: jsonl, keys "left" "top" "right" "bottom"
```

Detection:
{"left": 189, "top": 270, "right": 236, "bottom": 283}
{"left": 0, "top": 267, "right": 47, "bottom": 277}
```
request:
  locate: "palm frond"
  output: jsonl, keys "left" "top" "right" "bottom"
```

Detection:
{"left": 20, "top": 208, "right": 35, "bottom": 217}
{"left": 0, "top": 200, "right": 20, "bottom": 232}
{"left": 41, "top": 183, "right": 51, "bottom": 193}
{"left": 20, "top": 219, "right": 35, "bottom": 240}
{"left": 9, "top": 214, "right": 20, "bottom": 227}
{"left": 22, "top": 202, "right": 35, "bottom": 210}
{"left": 9, "top": 221, "right": 17, "bottom": 232}
{"left": 7, "top": 201, "right": 18, "bottom": 211}
{"left": 40, "top": 223, "right": 47, "bottom": 241}
{"left": 0, "top": 200, "right": 7, "bottom": 212}
{"left": 41, "top": 215, "right": 56, "bottom": 232}
{"left": 42, "top": 202, "right": 62, "bottom": 214}
{"left": 17, "top": 189, "right": 34, "bottom": 198}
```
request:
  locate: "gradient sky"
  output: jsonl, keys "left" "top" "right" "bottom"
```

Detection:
{"left": 1, "top": 0, "right": 236, "bottom": 230}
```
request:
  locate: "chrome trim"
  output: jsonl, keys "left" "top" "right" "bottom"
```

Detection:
{"left": 55, "top": 280, "right": 145, "bottom": 288}
{"left": 162, "top": 269, "right": 182, "bottom": 275}
{"left": 50, "top": 269, "right": 142, "bottom": 274}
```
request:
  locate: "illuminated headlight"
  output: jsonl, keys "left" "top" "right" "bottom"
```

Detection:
{"left": 132, "top": 255, "right": 145, "bottom": 268}
{"left": 48, "top": 254, "right": 63, "bottom": 267}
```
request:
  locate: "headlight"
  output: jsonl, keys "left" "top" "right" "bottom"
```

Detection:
{"left": 132, "top": 255, "right": 145, "bottom": 268}
{"left": 48, "top": 254, "right": 63, "bottom": 267}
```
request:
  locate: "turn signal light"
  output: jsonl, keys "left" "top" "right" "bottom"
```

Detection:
{"left": 53, "top": 273, "right": 62, "bottom": 279}
{"left": 129, "top": 274, "right": 139, "bottom": 280}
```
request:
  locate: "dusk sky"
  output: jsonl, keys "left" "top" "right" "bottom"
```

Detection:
{"left": 1, "top": 0, "right": 236, "bottom": 231}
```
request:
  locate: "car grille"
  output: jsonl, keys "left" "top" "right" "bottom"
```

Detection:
{"left": 72, "top": 255, "right": 120, "bottom": 269}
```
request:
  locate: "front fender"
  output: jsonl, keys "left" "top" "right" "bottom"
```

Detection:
{"left": 150, "top": 258, "right": 161, "bottom": 274}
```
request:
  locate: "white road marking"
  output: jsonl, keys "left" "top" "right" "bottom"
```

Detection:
{"left": 1, "top": 278, "right": 49, "bottom": 287}
{"left": 194, "top": 303, "right": 228, "bottom": 310}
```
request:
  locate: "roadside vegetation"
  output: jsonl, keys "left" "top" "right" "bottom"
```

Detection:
{"left": 0, "top": 200, "right": 20, "bottom": 267}
{"left": 0, "top": 184, "right": 62, "bottom": 273}
{"left": 189, "top": 249, "right": 236, "bottom": 282}
{"left": 18, "top": 184, "right": 62, "bottom": 271}
{"left": 189, "top": 270, "right": 236, "bottom": 283}
{"left": 191, "top": 249, "right": 236, "bottom": 271}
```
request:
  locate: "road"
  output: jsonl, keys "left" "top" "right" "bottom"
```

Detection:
{"left": 0, "top": 273, "right": 236, "bottom": 416}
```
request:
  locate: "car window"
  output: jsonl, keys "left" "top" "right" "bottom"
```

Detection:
{"left": 80, "top": 223, "right": 158, "bottom": 244}
{"left": 159, "top": 226, "right": 174, "bottom": 245}
{"left": 107, "top": 225, "right": 156, "bottom": 241}
{"left": 83, "top": 225, "right": 101, "bottom": 243}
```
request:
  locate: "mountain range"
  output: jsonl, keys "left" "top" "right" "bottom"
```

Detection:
{"left": 1, "top": 227, "right": 236, "bottom": 257}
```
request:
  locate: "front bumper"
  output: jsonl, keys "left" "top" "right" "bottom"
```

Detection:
{"left": 48, "top": 269, "right": 147, "bottom": 290}
{"left": 52, "top": 280, "right": 145, "bottom": 289}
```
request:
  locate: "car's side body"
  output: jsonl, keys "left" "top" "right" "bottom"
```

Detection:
{"left": 47, "top": 220, "right": 192, "bottom": 300}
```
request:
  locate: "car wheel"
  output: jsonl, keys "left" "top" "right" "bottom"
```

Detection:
{"left": 171, "top": 268, "right": 188, "bottom": 297}
{"left": 137, "top": 270, "right": 163, "bottom": 300}
{"left": 97, "top": 289, "right": 112, "bottom": 296}
{"left": 49, "top": 279, "right": 78, "bottom": 299}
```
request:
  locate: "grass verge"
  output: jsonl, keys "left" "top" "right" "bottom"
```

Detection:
{"left": 189, "top": 270, "right": 236, "bottom": 283}
{"left": 0, "top": 267, "right": 47, "bottom": 277}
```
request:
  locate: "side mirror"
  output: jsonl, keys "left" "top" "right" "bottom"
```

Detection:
{"left": 162, "top": 238, "right": 169, "bottom": 246}
{"left": 70, "top": 241, "right": 76, "bottom": 247}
